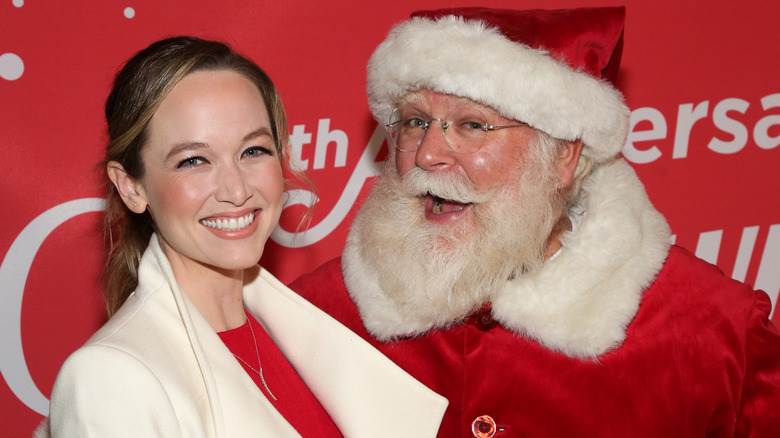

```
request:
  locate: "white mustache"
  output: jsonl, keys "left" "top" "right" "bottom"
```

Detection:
{"left": 398, "top": 167, "right": 492, "bottom": 204}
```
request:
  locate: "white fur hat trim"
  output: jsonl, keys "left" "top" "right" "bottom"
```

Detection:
{"left": 367, "top": 16, "right": 630, "bottom": 162}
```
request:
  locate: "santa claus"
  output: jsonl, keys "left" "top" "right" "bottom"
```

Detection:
{"left": 292, "top": 7, "right": 780, "bottom": 437}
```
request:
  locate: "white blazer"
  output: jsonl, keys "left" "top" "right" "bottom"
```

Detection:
{"left": 42, "top": 234, "right": 447, "bottom": 437}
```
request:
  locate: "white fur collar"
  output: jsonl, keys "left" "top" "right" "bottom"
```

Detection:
{"left": 343, "top": 159, "right": 671, "bottom": 358}
{"left": 491, "top": 159, "right": 671, "bottom": 357}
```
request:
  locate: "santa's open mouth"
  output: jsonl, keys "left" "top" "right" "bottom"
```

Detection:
{"left": 426, "top": 194, "right": 471, "bottom": 221}
{"left": 431, "top": 195, "right": 468, "bottom": 214}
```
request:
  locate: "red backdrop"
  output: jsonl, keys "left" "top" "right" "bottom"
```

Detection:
{"left": 1, "top": 1, "right": 778, "bottom": 436}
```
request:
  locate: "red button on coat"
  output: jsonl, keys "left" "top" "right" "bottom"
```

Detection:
{"left": 470, "top": 303, "right": 497, "bottom": 331}
{"left": 471, "top": 415, "right": 496, "bottom": 438}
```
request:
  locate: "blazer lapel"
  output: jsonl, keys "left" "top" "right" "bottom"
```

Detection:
{"left": 150, "top": 236, "right": 302, "bottom": 438}
{"left": 243, "top": 268, "right": 447, "bottom": 438}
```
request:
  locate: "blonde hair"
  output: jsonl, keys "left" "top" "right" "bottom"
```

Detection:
{"left": 101, "top": 36, "right": 311, "bottom": 316}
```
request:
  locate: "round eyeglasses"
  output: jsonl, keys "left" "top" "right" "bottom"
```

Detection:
{"left": 386, "top": 106, "right": 529, "bottom": 154}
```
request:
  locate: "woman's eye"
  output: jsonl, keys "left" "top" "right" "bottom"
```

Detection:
{"left": 176, "top": 156, "right": 207, "bottom": 168}
{"left": 243, "top": 146, "right": 273, "bottom": 158}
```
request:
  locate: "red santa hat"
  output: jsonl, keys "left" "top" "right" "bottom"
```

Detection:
{"left": 367, "top": 7, "right": 629, "bottom": 162}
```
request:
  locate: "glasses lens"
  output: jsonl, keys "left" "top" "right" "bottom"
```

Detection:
{"left": 387, "top": 106, "right": 491, "bottom": 153}
{"left": 447, "top": 109, "right": 489, "bottom": 153}
{"left": 387, "top": 108, "right": 403, "bottom": 150}
{"left": 388, "top": 107, "right": 428, "bottom": 152}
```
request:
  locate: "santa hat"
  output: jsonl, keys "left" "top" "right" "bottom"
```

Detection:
{"left": 367, "top": 7, "right": 629, "bottom": 162}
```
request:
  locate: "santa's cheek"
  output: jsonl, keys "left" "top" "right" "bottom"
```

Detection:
{"left": 463, "top": 160, "right": 502, "bottom": 189}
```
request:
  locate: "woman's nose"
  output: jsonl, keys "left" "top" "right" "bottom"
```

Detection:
{"left": 215, "top": 164, "right": 251, "bottom": 205}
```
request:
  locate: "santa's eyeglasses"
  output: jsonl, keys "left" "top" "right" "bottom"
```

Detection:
{"left": 386, "top": 106, "right": 529, "bottom": 154}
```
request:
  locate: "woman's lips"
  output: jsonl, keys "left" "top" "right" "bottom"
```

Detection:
{"left": 199, "top": 209, "right": 261, "bottom": 239}
{"left": 200, "top": 211, "right": 255, "bottom": 231}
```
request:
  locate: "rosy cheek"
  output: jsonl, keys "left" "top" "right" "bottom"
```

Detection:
{"left": 149, "top": 174, "right": 206, "bottom": 213}
{"left": 470, "top": 155, "right": 490, "bottom": 168}
{"left": 395, "top": 153, "right": 414, "bottom": 176}
{"left": 460, "top": 155, "right": 494, "bottom": 190}
{"left": 461, "top": 148, "right": 519, "bottom": 191}
{"left": 266, "top": 171, "right": 285, "bottom": 203}
{"left": 175, "top": 177, "right": 207, "bottom": 202}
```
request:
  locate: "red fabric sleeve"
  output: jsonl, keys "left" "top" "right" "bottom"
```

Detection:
{"left": 736, "top": 290, "right": 780, "bottom": 437}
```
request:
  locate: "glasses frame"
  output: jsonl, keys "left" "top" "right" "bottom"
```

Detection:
{"left": 385, "top": 107, "right": 530, "bottom": 153}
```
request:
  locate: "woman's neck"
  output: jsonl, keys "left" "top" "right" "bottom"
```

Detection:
{"left": 186, "top": 273, "right": 247, "bottom": 332}
{"left": 166, "top": 255, "right": 250, "bottom": 332}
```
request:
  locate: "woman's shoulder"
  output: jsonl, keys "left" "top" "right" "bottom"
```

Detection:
{"left": 82, "top": 284, "right": 174, "bottom": 347}
{"left": 49, "top": 338, "right": 186, "bottom": 436}
{"left": 48, "top": 286, "right": 205, "bottom": 436}
{"left": 52, "top": 263, "right": 193, "bottom": 396}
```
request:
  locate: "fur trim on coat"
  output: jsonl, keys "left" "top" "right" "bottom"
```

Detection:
{"left": 343, "top": 159, "right": 671, "bottom": 358}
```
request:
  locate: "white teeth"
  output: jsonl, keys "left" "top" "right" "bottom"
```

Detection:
{"left": 201, "top": 212, "right": 255, "bottom": 231}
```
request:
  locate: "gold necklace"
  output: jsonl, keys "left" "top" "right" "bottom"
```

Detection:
{"left": 232, "top": 315, "right": 276, "bottom": 401}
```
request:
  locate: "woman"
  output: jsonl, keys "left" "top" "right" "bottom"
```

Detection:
{"left": 36, "top": 36, "right": 446, "bottom": 437}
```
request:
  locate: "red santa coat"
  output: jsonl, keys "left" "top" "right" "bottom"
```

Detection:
{"left": 292, "top": 249, "right": 780, "bottom": 437}
{"left": 291, "top": 160, "right": 780, "bottom": 437}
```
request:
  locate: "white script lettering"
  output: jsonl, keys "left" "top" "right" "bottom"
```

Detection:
{"left": 289, "top": 118, "right": 349, "bottom": 170}
{"left": 0, "top": 198, "right": 105, "bottom": 415}
{"left": 271, "top": 125, "right": 385, "bottom": 247}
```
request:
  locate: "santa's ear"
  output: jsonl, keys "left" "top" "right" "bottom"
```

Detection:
{"left": 106, "top": 161, "right": 148, "bottom": 214}
{"left": 556, "top": 140, "right": 584, "bottom": 189}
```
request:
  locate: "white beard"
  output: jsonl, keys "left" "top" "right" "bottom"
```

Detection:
{"left": 347, "top": 144, "right": 567, "bottom": 328}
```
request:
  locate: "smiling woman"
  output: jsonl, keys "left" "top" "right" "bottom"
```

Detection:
{"left": 34, "top": 36, "right": 447, "bottom": 438}
{"left": 108, "top": 69, "right": 286, "bottom": 318}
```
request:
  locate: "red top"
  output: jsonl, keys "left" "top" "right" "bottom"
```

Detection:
{"left": 218, "top": 313, "right": 342, "bottom": 437}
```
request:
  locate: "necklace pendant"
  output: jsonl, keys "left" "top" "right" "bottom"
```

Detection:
{"left": 231, "top": 314, "right": 277, "bottom": 401}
